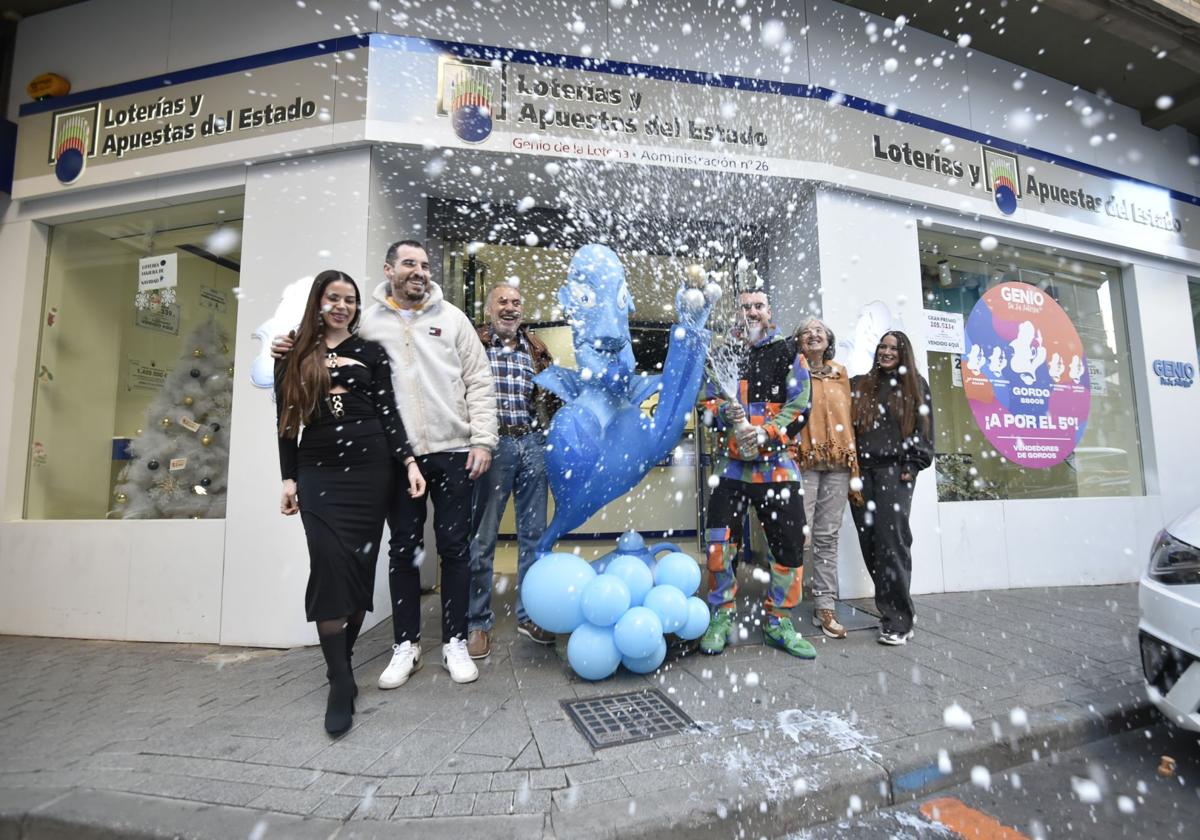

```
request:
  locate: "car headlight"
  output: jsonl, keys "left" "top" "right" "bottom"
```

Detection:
{"left": 1149, "top": 529, "right": 1200, "bottom": 585}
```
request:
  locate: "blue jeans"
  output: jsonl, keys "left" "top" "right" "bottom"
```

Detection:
{"left": 468, "top": 432, "right": 548, "bottom": 630}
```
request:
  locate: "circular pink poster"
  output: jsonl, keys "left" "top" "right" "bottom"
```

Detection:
{"left": 960, "top": 282, "right": 1090, "bottom": 468}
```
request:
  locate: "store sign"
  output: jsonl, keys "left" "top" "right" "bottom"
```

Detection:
{"left": 15, "top": 35, "right": 1200, "bottom": 257}
{"left": 13, "top": 44, "right": 366, "bottom": 196}
{"left": 924, "top": 310, "right": 964, "bottom": 354}
{"left": 377, "top": 40, "right": 1198, "bottom": 253}
{"left": 1152, "top": 359, "right": 1196, "bottom": 388}
{"left": 960, "top": 282, "right": 1090, "bottom": 468}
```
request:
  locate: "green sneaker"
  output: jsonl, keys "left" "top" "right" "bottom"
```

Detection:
{"left": 699, "top": 610, "right": 734, "bottom": 655}
{"left": 763, "top": 617, "right": 817, "bottom": 660}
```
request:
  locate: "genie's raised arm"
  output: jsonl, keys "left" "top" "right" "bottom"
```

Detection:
{"left": 535, "top": 245, "right": 714, "bottom": 554}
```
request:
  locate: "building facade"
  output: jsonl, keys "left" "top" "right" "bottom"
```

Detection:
{"left": 1, "top": 0, "right": 1197, "bottom": 647}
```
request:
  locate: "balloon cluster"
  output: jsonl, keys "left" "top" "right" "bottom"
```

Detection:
{"left": 522, "top": 548, "right": 710, "bottom": 680}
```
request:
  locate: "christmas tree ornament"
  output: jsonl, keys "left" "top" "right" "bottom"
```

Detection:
{"left": 160, "top": 417, "right": 173, "bottom": 428}
{"left": 227, "top": 366, "right": 234, "bottom": 377}
{"left": 200, "top": 477, "right": 212, "bottom": 487}
{"left": 182, "top": 395, "right": 194, "bottom": 406}
{"left": 211, "top": 423, "right": 221, "bottom": 433}
{"left": 190, "top": 368, "right": 201, "bottom": 378}
{"left": 147, "top": 459, "right": 160, "bottom": 470}
{"left": 200, "top": 434, "right": 212, "bottom": 447}
{"left": 114, "top": 493, "right": 128, "bottom": 504}
{"left": 192, "top": 348, "right": 204, "bottom": 358}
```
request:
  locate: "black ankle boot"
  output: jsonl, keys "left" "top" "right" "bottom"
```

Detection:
{"left": 319, "top": 630, "right": 355, "bottom": 735}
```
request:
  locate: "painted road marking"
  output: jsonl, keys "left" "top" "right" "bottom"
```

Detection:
{"left": 919, "top": 797, "right": 1031, "bottom": 840}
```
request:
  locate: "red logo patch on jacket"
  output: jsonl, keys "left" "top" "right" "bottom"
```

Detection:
{"left": 429, "top": 327, "right": 442, "bottom": 336}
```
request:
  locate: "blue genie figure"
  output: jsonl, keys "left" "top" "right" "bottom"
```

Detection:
{"left": 535, "top": 244, "right": 715, "bottom": 553}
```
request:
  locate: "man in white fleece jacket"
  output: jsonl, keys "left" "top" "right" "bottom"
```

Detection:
{"left": 363, "top": 241, "right": 498, "bottom": 687}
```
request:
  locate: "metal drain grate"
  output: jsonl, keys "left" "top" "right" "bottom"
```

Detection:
{"left": 562, "top": 688, "right": 695, "bottom": 749}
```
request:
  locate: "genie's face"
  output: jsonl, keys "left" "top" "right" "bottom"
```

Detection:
{"left": 560, "top": 244, "right": 635, "bottom": 372}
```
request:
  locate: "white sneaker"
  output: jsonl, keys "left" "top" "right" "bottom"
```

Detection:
{"left": 378, "top": 641, "right": 421, "bottom": 689}
{"left": 442, "top": 638, "right": 479, "bottom": 684}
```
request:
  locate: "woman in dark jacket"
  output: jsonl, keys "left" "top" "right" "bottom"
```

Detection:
{"left": 850, "top": 330, "right": 934, "bottom": 646}
{"left": 276, "top": 270, "right": 425, "bottom": 734}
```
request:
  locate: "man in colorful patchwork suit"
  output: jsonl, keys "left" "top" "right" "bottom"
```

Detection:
{"left": 700, "top": 289, "right": 814, "bottom": 658}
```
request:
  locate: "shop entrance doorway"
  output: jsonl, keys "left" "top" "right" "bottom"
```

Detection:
{"left": 428, "top": 197, "right": 768, "bottom": 544}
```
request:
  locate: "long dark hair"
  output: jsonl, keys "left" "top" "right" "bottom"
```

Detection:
{"left": 277, "top": 270, "right": 362, "bottom": 438}
{"left": 852, "top": 330, "right": 928, "bottom": 438}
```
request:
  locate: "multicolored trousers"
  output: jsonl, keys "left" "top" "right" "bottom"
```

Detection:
{"left": 705, "top": 478, "right": 805, "bottom": 620}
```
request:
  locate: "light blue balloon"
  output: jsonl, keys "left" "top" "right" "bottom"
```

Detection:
{"left": 612, "top": 606, "right": 663, "bottom": 658}
{"left": 605, "top": 554, "right": 654, "bottom": 606}
{"left": 567, "top": 622, "right": 622, "bottom": 681}
{"left": 622, "top": 636, "right": 667, "bottom": 674}
{"left": 678, "top": 597, "right": 711, "bottom": 641}
{"left": 521, "top": 552, "right": 597, "bottom": 634}
{"left": 653, "top": 551, "right": 701, "bottom": 597}
{"left": 580, "top": 574, "right": 632, "bottom": 628}
{"left": 642, "top": 584, "right": 689, "bottom": 634}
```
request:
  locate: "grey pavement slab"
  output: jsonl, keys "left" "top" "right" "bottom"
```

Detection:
{"left": 0, "top": 583, "right": 1152, "bottom": 839}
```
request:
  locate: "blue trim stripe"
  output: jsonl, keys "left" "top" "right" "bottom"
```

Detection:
{"left": 17, "top": 31, "right": 1200, "bottom": 208}
{"left": 19, "top": 35, "right": 369, "bottom": 118}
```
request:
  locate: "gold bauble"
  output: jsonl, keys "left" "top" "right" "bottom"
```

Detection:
{"left": 192, "top": 348, "right": 204, "bottom": 358}
{"left": 227, "top": 366, "right": 235, "bottom": 377}
{"left": 200, "top": 434, "right": 213, "bottom": 446}
{"left": 160, "top": 417, "right": 173, "bottom": 428}
{"left": 183, "top": 396, "right": 194, "bottom": 406}
{"left": 114, "top": 492, "right": 127, "bottom": 504}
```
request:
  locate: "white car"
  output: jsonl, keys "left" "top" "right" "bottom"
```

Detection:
{"left": 1139, "top": 505, "right": 1200, "bottom": 732}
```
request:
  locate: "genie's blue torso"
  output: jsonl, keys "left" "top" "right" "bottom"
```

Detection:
{"left": 534, "top": 245, "right": 713, "bottom": 553}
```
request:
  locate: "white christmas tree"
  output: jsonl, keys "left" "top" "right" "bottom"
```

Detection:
{"left": 112, "top": 318, "right": 233, "bottom": 518}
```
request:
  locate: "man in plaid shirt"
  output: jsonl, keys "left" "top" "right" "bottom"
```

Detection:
{"left": 466, "top": 283, "right": 558, "bottom": 658}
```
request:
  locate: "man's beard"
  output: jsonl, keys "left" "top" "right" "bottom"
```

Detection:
{"left": 743, "top": 321, "right": 766, "bottom": 342}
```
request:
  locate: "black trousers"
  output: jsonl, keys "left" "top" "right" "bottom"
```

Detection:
{"left": 851, "top": 463, "right": 916, "bottom": 634}
{"left": 387, "top": 451, "right": 475, "bottom": 644}
{"left": 707, "top": 479, "right": 805, "bottom": 568}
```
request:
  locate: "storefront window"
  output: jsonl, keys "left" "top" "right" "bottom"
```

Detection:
{"left": 920, "top": 230, "right": 1144, "bottom": 501}
{"left": 26, "top": 197, "right": 242, "bottom": 519}
{"left": 1191, "top": 278, "right": 1200, "bottom": 361}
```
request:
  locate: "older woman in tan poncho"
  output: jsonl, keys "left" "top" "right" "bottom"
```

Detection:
{"left": 793, "top": 317, "right": 860, "bottom": 640}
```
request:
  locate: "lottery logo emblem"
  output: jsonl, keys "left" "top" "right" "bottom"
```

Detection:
{"left": 982, "top": 146, "right": 1021, "bottom": 216}
{"left": 438, "top": 57, "right": 505, "bottom": 144}
{"left": 48, "top": 104, "right": 99, "bottom": 185}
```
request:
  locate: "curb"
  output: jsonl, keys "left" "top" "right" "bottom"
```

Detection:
{"left": 0, "top": 685, "right": 1153, "bottom": 840}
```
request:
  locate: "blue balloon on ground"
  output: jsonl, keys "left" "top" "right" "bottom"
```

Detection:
{"left": 642, "top": 584, "right": 689, "bottom": 634}
{"left": 653, "top": 551, "right": 701, "bottom": 596}
{"left": 521, "top": 552, "right": 597, "bottom": 634}
{"left": 613, "top": 606, "right": 663, "bottom": 658}
{"left": 605, "top": 554, "right": 654, "bottom": 606}
{"left": 622, "top": 636, "right": 667, "bottom": 674}
{"left": 567, "top": 623, "right": 622, "bottom": 681}
{"left": 580, "top": 574, "right": 631, "bottom": 627}
{"left": 678, "top": 596, "right": 711, "bottom": 641}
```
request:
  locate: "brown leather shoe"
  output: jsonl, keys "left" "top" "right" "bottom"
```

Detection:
{"left": 814, "top": 608, "right": 847, "bottom": 639}
{"left": 467, "top": 629, "right": 491, "bottom": 659}
{"left": 517, "top": 621, "right": 555, "bottom": 645}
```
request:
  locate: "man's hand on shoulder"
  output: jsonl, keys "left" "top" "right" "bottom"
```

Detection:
{"left": 271, "top": 331, "right": 296, "bottom": 360}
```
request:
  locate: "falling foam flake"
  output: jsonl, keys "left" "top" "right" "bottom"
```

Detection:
{"left": 943, "top": 702, "right": 974, "bottom": 730}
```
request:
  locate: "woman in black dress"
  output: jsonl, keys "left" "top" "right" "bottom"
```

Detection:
{"left": 850, "top": 330, "right": 934, "bottom": 646}
{"left": 276, "top": 270, "right": 425, "bottom": 734}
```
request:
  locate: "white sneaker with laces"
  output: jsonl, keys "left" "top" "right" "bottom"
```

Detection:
{"left": 378, "top": 641, "right": 421, "bottom": 689}
{"left": 442, "top": 638, "right": 479, "bottom": 684}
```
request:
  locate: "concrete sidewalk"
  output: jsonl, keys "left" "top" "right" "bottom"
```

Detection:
{"left": 0, "top": 581, "right": 1151, "bottom": 839}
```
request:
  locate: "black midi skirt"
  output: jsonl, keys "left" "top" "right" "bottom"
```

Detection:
{"left": 296, "top": 427, "right": 395, "bottom": 622}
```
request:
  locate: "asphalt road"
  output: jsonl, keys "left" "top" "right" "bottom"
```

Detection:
{"left": 788, "top": 719, "right": 1200, "bottom": 839}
